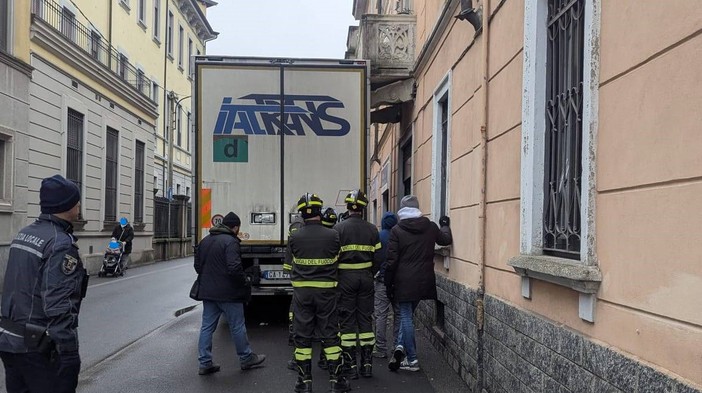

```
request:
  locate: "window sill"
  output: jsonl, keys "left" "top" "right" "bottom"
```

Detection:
{"left": 508, "top": 254, "right": 602, "bottom": 322}
{"left": 0, "top": 202, "right": 14, "bottom": 213}
{"left": 138, "top": 19, "right": 147, "bottom": 31}
{"left": 119, "top": 1, "right": 131, "bottom": 13}
{"left": 134, "top": 222, "right": 146, "bottom": 232}
{"left": 178, "top": 65, "right": 184, "bottom": 73}
{"left": 167, "top": 54, "right": 174, "bottom": 62}
{"left": 153, "top": 36, "right": 161, "bottom": 47}
{"left": 102, "top": 221, "right": 118, "bottom": 232}
{"left": 72, "top": 220, "right": 88, "bottom": 232}
{"left": 434, "top": 245, "right": 451, "bottom": 257}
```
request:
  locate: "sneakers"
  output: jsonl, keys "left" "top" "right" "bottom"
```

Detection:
{"left": 241, "top": 353, "right": 267, "bottom": 370}
{"left": 388, "top": 345, "right": 405, "bottom": 372}
{"left": 400, "top": 359, "right": 420, "bottom": 372}
{"left": 198, "top": 363, "right": 221, "bottom": 375}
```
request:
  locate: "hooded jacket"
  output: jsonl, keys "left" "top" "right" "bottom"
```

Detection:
{"left": 194, "top": 224, "right": 249, "bottom": 302}
{"left": 111, "top": 223, "right": 134, "bottom": 254}
{"left": 384, "top": 216, "right": 452, "bottom": 302}
{"left": 376, "top": 212, "right": 398, "bottom": 279}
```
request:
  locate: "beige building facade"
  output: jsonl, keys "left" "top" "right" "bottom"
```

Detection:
{"left": 349, "top": 0, "right": 701, "bottom": 391}
{"left": 0, "top": 0, "right": 216, "bottom": 280}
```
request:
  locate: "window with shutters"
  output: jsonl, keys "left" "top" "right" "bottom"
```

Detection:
{"left": 105, "top": 127, "right": 119, "bottom": 222}
{"left": 134, "top": 141, "right": 145, "bottom": 223}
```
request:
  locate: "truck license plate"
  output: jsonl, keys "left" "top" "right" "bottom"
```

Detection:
{"left": 263, "top": 270, "right": 289, "bottom": 280}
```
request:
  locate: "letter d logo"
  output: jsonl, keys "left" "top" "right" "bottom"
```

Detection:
{"left": 213, "top": 135, "right": 248, "bottom": 162}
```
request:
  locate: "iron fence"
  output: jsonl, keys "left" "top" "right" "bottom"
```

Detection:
{"left": 31, "top": 0, "right": 155, "bottom": 102}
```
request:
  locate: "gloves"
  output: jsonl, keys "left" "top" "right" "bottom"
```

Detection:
{"left": 58, "top": 350, "right": 81, "bottom": 376}
{"left": 439, "top": 216, "right": 450, "bottom": 227}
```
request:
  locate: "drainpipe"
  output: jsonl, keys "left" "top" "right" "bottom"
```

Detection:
{"left": 477, "top": 0, "right": 490, "bottom": 390}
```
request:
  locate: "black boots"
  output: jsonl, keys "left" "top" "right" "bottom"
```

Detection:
{"left": 341, "top": 347, "right": 358, "bottom": 380}
{"left": 327, "top": 359, "right": 351, "bottom": 393}
{"left": 359, "top": 345, "right": 373, "bottom": 378}
{"left": 294, "top": 360, "right": 313, "bottom": 393}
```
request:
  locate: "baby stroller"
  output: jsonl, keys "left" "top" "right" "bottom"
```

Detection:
{"left": 98, "top": 238, "right": 125, "bottom": 277}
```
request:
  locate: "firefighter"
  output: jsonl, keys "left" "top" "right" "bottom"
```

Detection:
{"left": 287, "top": 194, "right": 350, "bottom": 393}
{"left": 334, "top": 190, "right": 381, "bottom": 379}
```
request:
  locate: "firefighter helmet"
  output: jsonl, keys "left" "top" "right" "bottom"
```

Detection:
{"left": 344, "top": 189, "right": 368, "bottom": 211}
{"left": 297, "top": 193, "right": 323, "bottom": 219}
{"left": 321, "top": 207, "right": 338, "bottom": 228}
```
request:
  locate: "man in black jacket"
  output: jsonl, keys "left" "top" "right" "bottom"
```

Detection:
{"left": 385, "top": 195, "right": 452, "bottom": 372}
{"left": 111, "top": 217, "right": 134, "bottom": 269}
{"left": 194, "top": 212, "right": 266, "bottom": 376}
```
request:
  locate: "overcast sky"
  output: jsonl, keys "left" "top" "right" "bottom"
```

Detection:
{"left": 205, "top": 1, "right": 358, "bottom": 59}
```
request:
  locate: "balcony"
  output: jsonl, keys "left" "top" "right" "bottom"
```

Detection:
{"left": 349, "top": 14, "right": 416, "bottom": 86}
{"left": 31, "top": 0, "right": 158, "bottom": 117}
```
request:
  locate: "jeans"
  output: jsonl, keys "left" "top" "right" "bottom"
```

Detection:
{"left": 198, "top": 301, "right": 253, "bottom": 367}
{"left": 373, "top": 280, "right": 401, "bottom": 353}
{"left": 396, "top": 301, "right": 419, "bottom": 362}
{"left": 1, "top": 351, "right": 79, "bottom": 393}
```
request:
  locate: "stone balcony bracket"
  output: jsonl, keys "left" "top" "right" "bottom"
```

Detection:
{"left": 508, "top": 254, "right": 602, "bottom": 323}
{"left": 358, "top": 14, "right": 417, "bottom": 85}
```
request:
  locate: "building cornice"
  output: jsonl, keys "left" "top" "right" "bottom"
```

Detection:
{"left": 176, "top": 0, "right": 218, "bottom": 43}
{"left": 30, "top": 18, "right": 159, "bottom": 120}
{"left": 0, "top": 51, "right": 34, "bottom": 77}
{"left": 413, "top": 0, "right": 461, "bottom": 77}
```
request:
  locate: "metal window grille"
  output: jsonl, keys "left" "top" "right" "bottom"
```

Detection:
{"left": 105, "top": 127, "right": 119, "bottom": 222}
{"left": 402, "top": 138, "right": 412, "bottom": 196}
{"left": 439, "top": 97, "right": 449, "bottom": 216}
{"left": 134, "top": 141, "right": 145, "bottom": 223}
{"left": 66, "top": 109, "right": 83, "bottom": 192}
{"left": 543, "top": 0, "right": 584, "bottom": 258}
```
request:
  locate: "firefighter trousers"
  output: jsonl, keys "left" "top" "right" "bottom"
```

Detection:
{"left": 338, "top": 269, "right": 375, "bottom": 348}
{"left": 292, "top": 287, "right": 342, "bottom": 362}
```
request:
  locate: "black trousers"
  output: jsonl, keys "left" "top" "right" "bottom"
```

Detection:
{"left": 338, "top": 269, "right": 375, "bottom": 348}
{"left": 0, "top": 351, "right": 80, "bottom": 393}
{"left": 293, "top": 288, "right": 342, "bottom": 362}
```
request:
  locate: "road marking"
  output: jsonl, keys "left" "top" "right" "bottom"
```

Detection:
{"left": 89, "top": 263, "right": 192, "bottom": 289}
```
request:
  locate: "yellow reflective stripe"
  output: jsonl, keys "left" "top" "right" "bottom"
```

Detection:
{"left": 340, "top": 333, "right": 357, "bottom": 341}
{"left": 291, "top": 281, "right": 338, "bottom": 288}
{"left": 340, "top": 244, "right": 376, "bottom": 252}
{"left": 293, "top": 257, "right": 337, "bottom": 266}
{"left": 358, "top": 332, "right": 375, "bottom": 340}
{"left": 323, "top": 346, "right": 342, "bottom": 361}
{"left": 283, "top": 263, "right": 292, "bottom": 271}
{"left": 341, "top": 341, "right": 356, "bottom": 348}
{"left": 295, "top": 347, "right": 312, "bottom": 361}
{"left": 374, "top": 242, "right": 382, "bottom": 250}
{"left": 297, "top": 200, "right": 323, "bottom": 210}
{"left": 338, "top": 262, "right": 373, "bottom": 270}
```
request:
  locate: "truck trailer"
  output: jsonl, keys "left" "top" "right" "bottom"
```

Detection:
{"left": 193, "top": 56, "right": 369, "bottom": 297}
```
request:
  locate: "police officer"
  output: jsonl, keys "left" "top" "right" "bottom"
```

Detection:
{"left": 335, "top": 190, "right": 381, "bottom": 379}
{"left": 0, "top": 175, "right": 88, "bottom": 393}
{"left": 287, "top": 194, "right": 350, "bottom": 393}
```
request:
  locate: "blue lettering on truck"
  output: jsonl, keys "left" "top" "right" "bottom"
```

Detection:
{"left": 213, "top": 94, "right": 351, "bottom": 137}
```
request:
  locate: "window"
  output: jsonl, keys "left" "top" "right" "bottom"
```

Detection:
{"left": 382, "top": 190, "right": 389, "bottom": 215}
{"left": 134, "top": 141, "right": 145, "bottom": 223}
{"left": 396, "top": 0, "right": 412, "bottom": 14}
{"left": 196, "top": 48, "right": 200, "bottom": 57}
{"left": 542, "top": 0, "right": 585, "bottom": 258}
{"left": 153, "top": 0, "right": 160, "bottom": 41}
{"left": 176, "top": 184, "right": 181, "bottom": 195}
{"left": 0, "top": 133, "right": 13, "bottom": 203}
{"left": 432, "top": 73, "right": 451, "bottom": 221}
{"left": 187, "top": 37, "right": 193, "bottom": 76}
{"left": 105, "top": 127, "right": 119, "bottom": 222}
{"left": 176, "top": 106, "right": 182, "bottom": 146}
{"left": 186, "top": 186, "right": 190, "bottom": 196}
{"left": 118, "top": 53, "right": 128, "bottom": 80}
{"left": 186, "top": 111, "right": 191, "bottom": 151}
{"left": 90, "top": 30, "right": 101, "bottom": 60}
{"left": 137, "top": 0, "right": 146, "bottom": 24}
{"left": 136, "top": 68, "right": 145, "bottom": 93}
{"left": 401, "top": 137, "right": 412, "bottom": 197}
{"left": 0, "top": 0, "right": 9, "bottom": 53}
{"left": 167, "top": 11, "right": 173, "bottom": 57}
{"left": 61, "top": 7, "right": 76, "bottom": 42}
{"left": 152, "top": 81, "right": 159, "bottom": 104}
{"left": 66, "top": 109, "right": 84, "bottom": 203}
{"left": 178, "top": 25, "right": 184, "bottom": 69}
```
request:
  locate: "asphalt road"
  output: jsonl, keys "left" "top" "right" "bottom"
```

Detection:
{"left": 1, "top": 258, "right": 469, "bottom": 392}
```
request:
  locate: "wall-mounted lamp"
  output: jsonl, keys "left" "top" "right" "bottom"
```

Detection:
{"left": 455, "top": 0, "right": 482, "bottom": 31}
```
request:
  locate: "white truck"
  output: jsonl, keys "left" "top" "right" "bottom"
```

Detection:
{"left": 193, "top": 56, "right": 369, "bottom": 297}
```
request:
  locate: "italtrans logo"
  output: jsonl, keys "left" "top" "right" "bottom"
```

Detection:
{"left": 213, "top": 94, "right": 351, "bottom": 137}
